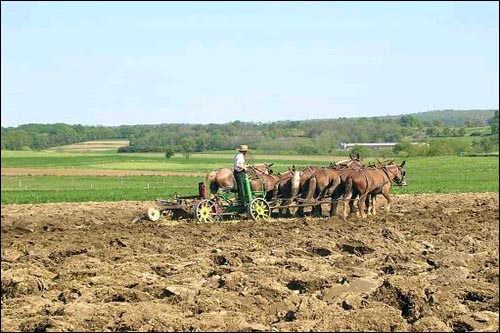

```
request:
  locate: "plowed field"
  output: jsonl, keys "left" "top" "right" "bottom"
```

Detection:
{"left": 1, "top": 193, "right": 498, "bottom": 332}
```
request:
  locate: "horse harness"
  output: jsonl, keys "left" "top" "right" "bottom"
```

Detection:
{"left": 356, "top": 167, "right": 391, "bottom": 193}
{"left": 381, "top": 165, "right": 403, "bottom": 185}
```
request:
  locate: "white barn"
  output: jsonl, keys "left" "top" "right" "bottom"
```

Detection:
{"left": 340, "top": 142, "right": 426, "bottom": 150}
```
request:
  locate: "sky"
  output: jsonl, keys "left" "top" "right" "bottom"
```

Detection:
{"left": 1, "top": 1, "right": 498, "bottom": 127}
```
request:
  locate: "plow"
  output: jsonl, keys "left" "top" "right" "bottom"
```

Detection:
{"left": 133, "top": 174, "right": 272, "bottom": 224}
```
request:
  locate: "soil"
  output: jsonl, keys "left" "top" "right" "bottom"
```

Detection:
{"left": 1, "top": 193, "right": 498, "bottom": 332}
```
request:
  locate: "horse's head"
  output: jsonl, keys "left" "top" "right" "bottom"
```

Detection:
{"left": 249, "top": 163, "right": 274, "bottom": 176}
{"left": 335, "top": 155, "right": 364, "bottom": 170}
{"left": 385, "top": 161, "right": 407, "bottom": 186}
{"left": 264, "top": 163, "right": 274, "bottom": 174}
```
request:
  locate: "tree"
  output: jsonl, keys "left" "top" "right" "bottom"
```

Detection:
{"left": 428, "top": 139, "right": 469, "bottom": 156}
{"left": 393, "top": 141, "right": 415, "bottom": 156}
{"left": 426, "top": 127, "right": 440, "bottom": 137}
{"left": 473, "top": 136, "right": 499, "bottom": 153}
{"left": 400, "top": 114, "right": 421, "bottom": 128}
{"left": 441, "top": 127, "right": 451, "bottom": 137}
{"left": 165, "top": 146, "right": 175, "bottom": 158}
{"left": 179, "top": 137, "right": 195, "bottom": 159}
{"left": 297, "top": 145, "right": 320, "bottom": 156}
{"left": 1, "top": 130, "right": 30, "bottom": 150}
{"left": 489, "top": 110, "right": 499, "bottom": 135}
{"left": 349, "top": 145, "right": 369, "bottom": 158}
{"left": 3, "top": 109, "right": 495, "bottom": 153}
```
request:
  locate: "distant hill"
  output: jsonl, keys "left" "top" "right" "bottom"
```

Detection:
{"left": 410, "top": 109, "right": 496, "bottom": 126}
{"left": 1, "top": 109, "right": 497, "bottom": 154}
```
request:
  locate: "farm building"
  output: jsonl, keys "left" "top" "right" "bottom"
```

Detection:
{"left": 339, "top": 142, "right": 426, "bottom": 150}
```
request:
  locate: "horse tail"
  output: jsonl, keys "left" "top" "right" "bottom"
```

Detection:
{"left": 329, "top": 174, "right": 341, "bottom": 197}
{"left": 342, "top": 176, "right": 354, "bottom": 218}
{"left": 343, "top": 175, "right": 354, "bottom": 204}
{"left": 307, "top": 176, "right": 317, "bottom": 200}
{"left": 205, "top": 170, "right": 218, "bottom": 197}
{"left": 290, "top": 170, "right": 301, "bottom": 199}
{"left": 281, "top": 170, "right": 301, "bottom": 207}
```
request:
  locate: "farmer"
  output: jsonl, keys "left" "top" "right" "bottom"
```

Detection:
{"left": 233, "top": 144, "right": 249, "bottom": 204}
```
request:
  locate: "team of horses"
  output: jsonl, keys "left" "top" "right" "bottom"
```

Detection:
{"left": 204, "top": 154, "right": 407, "bottom": 219}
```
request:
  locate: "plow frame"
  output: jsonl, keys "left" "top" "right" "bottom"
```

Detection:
{"left": 134, "top": 176, "right": 272, "bottom": 224}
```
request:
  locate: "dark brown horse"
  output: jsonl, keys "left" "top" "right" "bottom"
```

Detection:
{"left": 342, "top": 161, "right": 406, "bottom": 218}
{"left": 204, "top": 163, "right": 274, "bottom": 197}
{"left": 330, "top": 163, "right": 372, "bottom": 217}
{"left": 294, "top": 166, "right": 340, "bottom": 217}
{"left": 296, "top": 155, "right": 364, "bottom": 217}
{"left": 248, "top": 166, "right": 302, "bottom": 216}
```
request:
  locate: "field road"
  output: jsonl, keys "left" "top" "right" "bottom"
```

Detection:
{"left": 1, "top": 168, "right": 201, "bottom": 177}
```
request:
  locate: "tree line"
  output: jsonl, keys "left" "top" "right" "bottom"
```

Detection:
{"left": 1, "top": 109, "right": 498, "bottom": 156}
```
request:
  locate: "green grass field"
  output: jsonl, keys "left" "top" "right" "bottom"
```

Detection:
{"left": 1, "top": 150, "right": 498, "bottom": 204}
{"left": 1, "top": 175, "right": 199, "bottom": 204}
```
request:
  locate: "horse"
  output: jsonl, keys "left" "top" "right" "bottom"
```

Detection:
{"left": 296, "top": 155, "right": 364, "bottom": 217}
{"left": 329, "top": 161, "right": 374, "bottom": 217}
{"left": 204, "top": 163, "right": 274, "bottom": 198}
{"left": 349, "top": 159, "right": 404, "bottom": 216}
{"left": 342, "top": 160, "right": 406, "bottom": 218}
{"left": 364, "top": 160, "right": 407, "bottom": 216}
{"left": 331, "top": 153, "right": 365, "bottom": 170}
{"left": 293, "top": 166, "right": 340, "bottom": 217}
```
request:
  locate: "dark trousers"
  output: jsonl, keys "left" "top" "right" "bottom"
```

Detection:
{"left": 233, "top": 170, "right": 246, "bottom": 203}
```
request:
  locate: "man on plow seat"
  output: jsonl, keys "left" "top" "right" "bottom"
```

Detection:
{"left": 233, "top": 144, "right": 249, "bottom": 205}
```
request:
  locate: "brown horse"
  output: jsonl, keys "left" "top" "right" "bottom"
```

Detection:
{"left": 336, "top": 162, "right": 377, "bottom": 218}
{"left": 248, "top": 166, "right": 302, "bottom": 216}
{"left": 296, "top": 156, "right": 364, "bottom": 217}
{"left": 273, "top": 168, "right": 302, "bottom": 216}
{"left": 204, "top": 163, "right": 274, "bottom": 197}
{"left": 332, "top": 154, "right": 365, "bottom": 170}
{"left": 342, "top": 161, "right": 406, "bottom": 218}
{"left": 294, "top": 166, "right": 340, "bottom": 217}
{"left": 330, "top": 162, "right": 372, "bottom": 217}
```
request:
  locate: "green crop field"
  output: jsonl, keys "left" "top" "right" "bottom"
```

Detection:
{"left": 1, "top": 175, "right": 199, "bottom": 204}
{"left": 1, "top": 150, "right": 498, "bottom": 204}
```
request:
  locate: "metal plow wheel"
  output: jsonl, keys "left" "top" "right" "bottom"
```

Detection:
{"left": 194, "top": 199, "right": 219, "bottom": 223}
{"left": 147, "top": 207, "right": 161, "bottom": 222}
{"left": 248, "top": 198, "right": 270, "bottom": 221}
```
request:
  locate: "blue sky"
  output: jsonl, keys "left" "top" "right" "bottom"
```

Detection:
{"left": 1, "top": 1, "right": 498, "bottom": 127}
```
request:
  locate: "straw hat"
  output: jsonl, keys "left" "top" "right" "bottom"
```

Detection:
{"left": 237, "top": 144, "right": 249, "bottom": 152}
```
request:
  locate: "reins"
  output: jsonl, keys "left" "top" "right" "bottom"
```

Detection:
{"left": 381, "top": 165, "right": 402, "bottom": 185}
{"left": 247, "top": 164, "right": 270, "bottom": 178}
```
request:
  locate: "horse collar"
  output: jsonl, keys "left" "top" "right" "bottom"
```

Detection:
{"left": 382, "top": 166, "right": 395, "bottom": 180}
